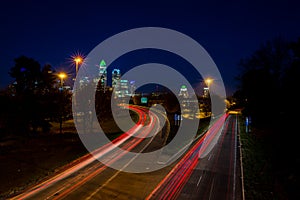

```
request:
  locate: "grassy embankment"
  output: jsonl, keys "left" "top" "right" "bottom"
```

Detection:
{"left": 238, "top": 115, "right": 286, "bottom": 200}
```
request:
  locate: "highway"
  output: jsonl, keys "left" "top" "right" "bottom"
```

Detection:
{"left": 10, "top": 105, "right": 167, "bottom": 200}
{"left": 10, "top": 110, "right": 242, "bottom": 200}
{"left": 147, "top": 114, "right": 242, "bottom": 200}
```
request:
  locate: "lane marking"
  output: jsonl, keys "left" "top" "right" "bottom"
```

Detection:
{"left": 208, "top": 154, "right": 213, "bottom": 161}
{"left": 196, "top": 175, "right": 203, "bottom": 186}
{"left": 208, "top": 177, "right": 215, "bottom": 200}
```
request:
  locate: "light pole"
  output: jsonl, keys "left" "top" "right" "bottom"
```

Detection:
{"left": 203, "top": 78, "right": 214, "bottom": 117}
{"left": 73, "top": 56, "right": 83, "bottom": 118}
{"left": 205, "top": 78, "right": 213, "bottom": 89}
{"left": 203, "top": 78, "right": 213, "bottom": 98}
{"left": 58, "top": 72, "right": 67, "bottom": 134}
{"left": 74, "top": 56, "right": 83, "bottom": 77}
{"left": 58, "top": 72, "right": 67, "bottom": 87}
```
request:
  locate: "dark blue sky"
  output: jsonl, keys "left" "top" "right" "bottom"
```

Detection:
{"left": 1, "top": 0, "right": 300, "bottom": 95}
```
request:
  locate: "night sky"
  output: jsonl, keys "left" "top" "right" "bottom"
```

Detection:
{"left": 1, "top": 0, "right": 300, "bottom": 96}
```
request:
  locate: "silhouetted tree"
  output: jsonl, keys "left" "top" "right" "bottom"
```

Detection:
{"left": 282, "top": 38, "right": 300, "bottom": 117}
{"left": 9, "top": 56, "right": 41, "bottom": 95}
{"left": 4, "top": 56, "right": 71, "bottom": 135}
{"left": 234, "top": 37, "right": 300, "bottom": 200}
{"left": 237, "top": 37, "right": 292, "bottom": 126}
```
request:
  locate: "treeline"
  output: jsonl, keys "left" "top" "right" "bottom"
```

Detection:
{"left": 234, "top": 37, "right": 300, "bottom": 127}
{"left": 234, "top": 37, "right": 300, "bottom": 199}
{"left": 0, "top": 56, "right": 72, "bottom": 136}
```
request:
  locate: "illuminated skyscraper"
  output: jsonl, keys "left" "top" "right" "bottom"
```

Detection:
{"left": 111, "top": 68, "right": 130, "bottom": 98}
{"left": 99, "top": 59, "right": 107, "bottom": 90}
{"left": 179, "top": 85, "right": 189, "bottom": 98}
{"left": 112, "top": 69, "right": 121, "bottom": 88}
{"left": 119, "top": 79, "right": 129, "bottom": 97}
{"left": 203, "top": 87, "right": 209, "bottom": 98}
{"left": 129, "top": 80, "right": 136, "bottom": 96}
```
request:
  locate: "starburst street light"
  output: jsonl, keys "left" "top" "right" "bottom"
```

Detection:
{"left": 57, "top": 72, "right": 67, "bottom": 134}
{"left": 58, "top": 72, "right": 67, "bottom": 86}
{"left": 73, "top": 56, "right": 83, "bottom": 76}
{"left": 205, "top": 78, "right": 213, "bottom": 89}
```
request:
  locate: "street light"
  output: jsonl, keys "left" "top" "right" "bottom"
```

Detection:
{"left": 74, "top": 56, "right": 83, "bottom": 76}
{"left": 203, "top": 78, "right": 214, "bottom": 99}
{"left": 205, "top": 78, "right": 213, "bottom": 89}
{"left": 58, "top": 72, "right": 67, "bottom": 134}
{"left": 58, "top": 72, "right": 67, "bottom": 87}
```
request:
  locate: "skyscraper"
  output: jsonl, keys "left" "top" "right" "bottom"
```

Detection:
{"left": 111, "top": 69, "right": 130, "bottom": 98}
{"left": 203, "top": 87, "right": 209, "bottom": 98}
{"left": 129, "top": 80, "right": 136, "bottom": 96}
{"left": 99, "top": 59, "right": 107, "bottom": 91}
{"left": 119, "top": 79, "right": 129, "bottom": 97}
{"left": 112, "top": 69, "right": 121, "bottom": 88}
{"left": 179, "top": 85, "right": 189, "bottom": 98}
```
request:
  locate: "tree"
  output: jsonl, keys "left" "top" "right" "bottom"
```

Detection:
{"left": 282, "top": 38, "right": 300, "bottom": 117}
{"left": 41, "top": 64, "right": 57, "bottom": 93}
{"left": 5, "top": 56, "right": 71, "bottom": 135}
{"left": 235, "top": 37, "right": 300, "bottom": 199}
{"left": 237, "top": 37, "right": 292, "bottom": 126}
{"left": 9, "top": 56, "right": 41, "bottom": 95}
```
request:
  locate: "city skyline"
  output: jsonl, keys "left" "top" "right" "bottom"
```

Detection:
{"left": 1, "top": 1, "right": 299, "bottom": 199}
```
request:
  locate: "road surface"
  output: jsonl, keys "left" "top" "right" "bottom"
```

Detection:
{"left": 10, "top": 111, "right": 242, "bottom": 200}
{"left": 10, "top": 105, "right": 167, "bottom": 200}
{"left": 147, "top": 114, "right": 243, "bottom": 200}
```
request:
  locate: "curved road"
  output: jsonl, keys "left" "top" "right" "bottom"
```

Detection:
{"left": 10, "top": 111, "right": 242, "bottom": 200}
{"left": 10, "top": 105, "right": 165, "bottom": 200}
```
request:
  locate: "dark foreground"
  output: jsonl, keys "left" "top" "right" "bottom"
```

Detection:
{"left": 0, "top": 133, "right": 87, "bottom": 198}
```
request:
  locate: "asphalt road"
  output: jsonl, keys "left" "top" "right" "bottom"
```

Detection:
{"left": 10, "top": 111, "right": 242, "bottom": 200}
{"left": 177, "top": 114, "right": 242, "bottom": 200}
{"left": 10, "top": 105, "right": 169, "bottom": 200}
{"left": 146, "top": 114, "right": 242, "bottom": 200}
